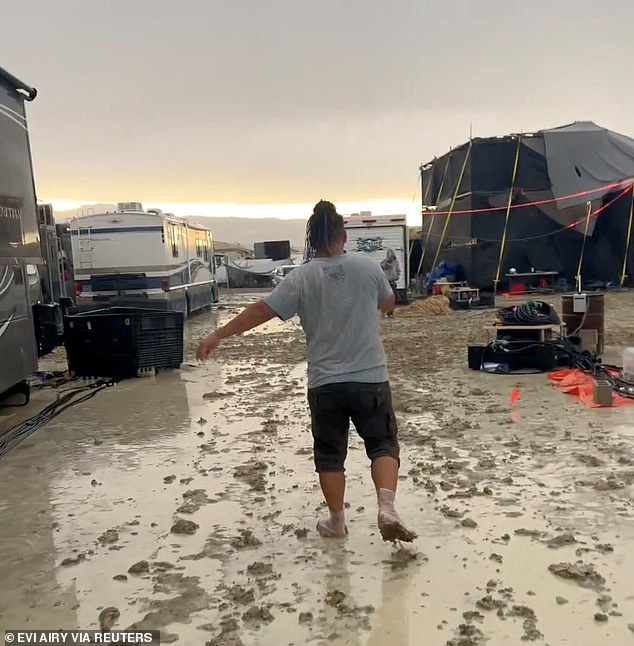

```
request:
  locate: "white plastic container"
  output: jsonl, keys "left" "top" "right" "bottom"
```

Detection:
{"left": 623, "top": 347, "right": 634, "bottom": 382}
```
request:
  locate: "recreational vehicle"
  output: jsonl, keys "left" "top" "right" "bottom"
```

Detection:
{"left": 70, "top": 204, "right": 219, "bottom": 315}
{"left": 0, "top": 66, "right": 41, "bottom": 396}
{"left": 343, "top": 213, "right": 411, "bottom": 303}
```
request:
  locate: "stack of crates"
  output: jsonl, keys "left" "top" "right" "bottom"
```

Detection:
{"left": 64, "top": 307, "right": 184, "bottom": 380}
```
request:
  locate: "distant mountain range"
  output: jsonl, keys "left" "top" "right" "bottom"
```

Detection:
{"left": 184, "top": 216, "right": 307, "bottom": 249}
{"left": 54, "top": 207, "right": 308, "bottom": 249}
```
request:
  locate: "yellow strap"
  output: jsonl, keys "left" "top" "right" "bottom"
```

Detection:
{"left": 576, "top": 201, "right": 593, "bottom": 280}
{"left": 417, "top": 153, "right": 452, "bottom": 276}
{"left": 431, "top": 142, "right": 472, "bottom": 270}
{"left": 620, "top": 187, "right": 634, "bottom": 286}
{"left": 493, "top": 136, "right": 522, "bottom": 289}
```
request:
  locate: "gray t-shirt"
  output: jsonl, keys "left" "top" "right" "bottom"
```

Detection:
{"left": 264, "top": 254, "right": 394, "bottom": 389}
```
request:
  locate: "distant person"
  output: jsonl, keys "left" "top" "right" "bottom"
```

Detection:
{"left": 197, "top": 200, "right": 416, "bottom": 543}
{"left": 380, "top": 248, "right": 401, "bottom": 315}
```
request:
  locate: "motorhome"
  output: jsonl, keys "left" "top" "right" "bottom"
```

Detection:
{"left": 0, "top": 66, "right": 41, "bottom": 396}
{"left": 343, "top": 212, "right": 411, "bottom": 303}
{"left": 70, "top": 203, "right": 219, "bottom": 315}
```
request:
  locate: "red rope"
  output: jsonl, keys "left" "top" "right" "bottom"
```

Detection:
{"left": 423, "top": 178, "right": 634, "bottom": 217}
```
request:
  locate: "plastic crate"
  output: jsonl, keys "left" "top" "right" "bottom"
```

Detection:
{"left": 64, "top": 306, "right": 184, "bottom": 379}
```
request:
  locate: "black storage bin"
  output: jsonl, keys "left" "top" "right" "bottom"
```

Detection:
{"left": 64, "top": 307, "right": 184, "bottom": 379}
{"left": 34, "top": 302, "right": 64, "bottom": 356}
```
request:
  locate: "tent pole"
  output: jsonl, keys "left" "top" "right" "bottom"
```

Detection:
{"left": 493, "top": 135, "right": 522, "bottom": 292}
{"left": 575, "top": 201, "right": 593, "bottom": 291}
{"left": 418, "top": 153, "right": 451, "bottom": 278}
{"left": 431, "top": 143, "right": 471, "bottom": 271}
{"left": 620, "top": 186, "right": 634, "bottom": 287}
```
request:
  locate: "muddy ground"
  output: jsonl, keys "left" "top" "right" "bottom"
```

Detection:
{"left": 0, "top": 290, "right": 633, "bottom": 645}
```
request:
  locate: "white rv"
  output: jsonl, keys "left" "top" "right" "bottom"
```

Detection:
{"left": 70, "top": 203, "right": 219, "bottom": 315}
{"left": 343, "top": 213, "right": 410, "bottom": 303}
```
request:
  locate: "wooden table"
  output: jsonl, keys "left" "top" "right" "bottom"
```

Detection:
{"left": 484, "top": 324, "right": 563, "bottom": 344}
{"left": 505, "top": 271, "right": 559, "bottom": 293}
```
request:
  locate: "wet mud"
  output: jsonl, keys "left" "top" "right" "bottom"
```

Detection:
{"left": 0, "top": 290, "right": 633, "bottom": 645}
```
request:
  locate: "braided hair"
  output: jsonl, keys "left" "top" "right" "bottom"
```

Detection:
{"left": 304, "top": 200, "right": 345, "bottom": 259}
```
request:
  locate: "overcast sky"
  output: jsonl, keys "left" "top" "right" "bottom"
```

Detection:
{"left": 2, "top": 0, "right": 634, "bottom": 219}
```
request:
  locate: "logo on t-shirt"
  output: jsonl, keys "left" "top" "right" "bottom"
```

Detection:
{"left": 323, "top": 264, "right": 345, "bottom": 283}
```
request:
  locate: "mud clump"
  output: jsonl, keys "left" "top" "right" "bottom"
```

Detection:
{"left": 298, "top": 612, "right": 313, "bottom": 624}
{"left": 294, "top": 527, "right": 309, "bottom": 539}
{"left": 594, "top": 613, "right": 608, "bottom": 622}
{"left": 60, "top": 553, "right": 86, "bottom": 567}
{"left": 476, "top": 595, "right": 507, "bottom": 611}
{"left": 98, "top": 529, "right": 119, "bottom": 545}
{"left": 153, "top": 561, "right": 175, "bottom": 572}
{"left": 247, "top": 561, "right": 273, "bottom": 576}
{"left": 177, "top": 489, "right": 212, "bottom": 514}
{"left": 226, "top": 585, "right": 255, "bottom": 605}
{"left": 326, "top": 590, "right": 347, "bottom": 608}
{"left": 99, "top": 607, "right": 120, "bottom": 630}
{"left": 233, "top": 462, "right": 268, "bottom": 491}
{"left": 202, "top": 391, "right": 234, "bottom": 400}
{"left": 230, "top": 529, "right": 262, "bottom": 549}
{"left": 546, "top": 533, "right": 577, "bottom": 548}
{"left": 171, "top": 518, "right": 199, "bottom": 535}
{"left": 206, "top": 632, "right": 244, "bottom": 646}
{"left": 548, "top": 562, "right": 606, "bottom": 589}
{"left": 242, "top": 605, "right": 274, "bottom": 623}
{"left": 576, "top": 454, "right": 603, "bottom": 467}
{"left": 447, "top": 622, "right": 485, "bottom": 645}
{"left": 514, "top": 528, "right": 544, "bottom": 538}
{"left": 128, "top": 560, "right": 150, "bottom": 575}
{"left": 461, "top": 518, "right": 478, "bottom": 528}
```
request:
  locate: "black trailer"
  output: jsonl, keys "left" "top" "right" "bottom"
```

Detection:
{"left": 0, "top": 66, "right": 41, "bottom": 397}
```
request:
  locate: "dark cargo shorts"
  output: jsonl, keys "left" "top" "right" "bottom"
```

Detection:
{"left": 307, "top": 381, "right": 400, "bottom": 472}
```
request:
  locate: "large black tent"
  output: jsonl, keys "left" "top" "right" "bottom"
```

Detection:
{"left": 418, "top": 122, "right": 634, "bottom": 289}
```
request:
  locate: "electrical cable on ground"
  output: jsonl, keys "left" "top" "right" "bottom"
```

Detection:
{"left": 0, "top": 379, "right": 113, "bottom": 459}
{"left": 481, "top": 333, "right": 634, "bottom": 399}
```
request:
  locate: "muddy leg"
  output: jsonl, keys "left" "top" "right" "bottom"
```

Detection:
{"left": 316, "top": 471, "right": 347, "bottom": 538}
{"left": 372, "top": 457, "right": 417, "bottom": 543}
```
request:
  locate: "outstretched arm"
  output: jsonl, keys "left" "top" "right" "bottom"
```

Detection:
{"left": 379, "top": 293, "right": 396, "bottom": 314}
{"left": 196, "top": 300, "right": 275, "bottom": 360}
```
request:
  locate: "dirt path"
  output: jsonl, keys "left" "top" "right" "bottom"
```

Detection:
{"left": 0, "top": 290, "right": 633, "bottom": 645}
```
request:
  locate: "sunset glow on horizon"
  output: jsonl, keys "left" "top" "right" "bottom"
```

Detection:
{"left": 47, "top": 198, "right": 424, "bottom": 225}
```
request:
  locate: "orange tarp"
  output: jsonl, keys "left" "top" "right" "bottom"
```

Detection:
{"left": 548, "top": 369, "right": 634, "bottom": 408}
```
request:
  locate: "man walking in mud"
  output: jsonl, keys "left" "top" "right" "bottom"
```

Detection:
{"left": 197, "top": 200, "right": 416, "bottom": 543}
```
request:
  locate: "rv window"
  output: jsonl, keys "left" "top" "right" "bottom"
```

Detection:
{"left": 203, "top": 242, "right": 209, "bottom": 263}
{"left": 169, "top": 223, "right": 179, "bottom": 258}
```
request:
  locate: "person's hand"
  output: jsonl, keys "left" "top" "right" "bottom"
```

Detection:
{"left": 196, "top": 331, "right": 222, "bottom": 361}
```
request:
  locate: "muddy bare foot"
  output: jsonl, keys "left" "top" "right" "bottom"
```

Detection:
{"left": 316, "top": 517, "right": 347, "bottom": 538}
{"left": 378, "top": 511, "right": 417, "bottom": 543}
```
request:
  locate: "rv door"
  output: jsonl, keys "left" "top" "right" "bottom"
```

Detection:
{"left": 77, "top": 228, "right": 93, "bottom": 269}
